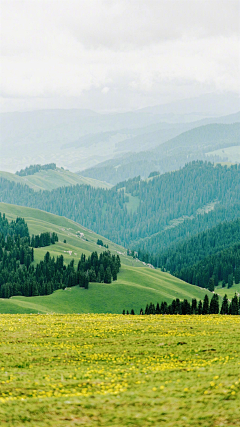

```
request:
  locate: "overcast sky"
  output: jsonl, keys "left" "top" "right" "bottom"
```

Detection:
{"left": 1, "top": 0, "right": 239, "bottom": 112}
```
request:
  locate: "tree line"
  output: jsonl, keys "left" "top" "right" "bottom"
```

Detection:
{"left": 124, "top": 293, "right": 240, "bottom": 316}
{"left": 16, "top": 163, "right": 56, "bottom": 176}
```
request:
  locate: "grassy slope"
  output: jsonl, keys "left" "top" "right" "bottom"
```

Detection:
{"left": 215, "top": 282, "right": 240, "bottom": 299}
{"left": 0, "top": 202, "right": 213, "bottom": 314}
{"left": 0, "top": 169, "right": 112, "bottom": 191}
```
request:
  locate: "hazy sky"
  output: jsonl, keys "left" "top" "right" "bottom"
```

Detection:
{"left": 1, "top": 0, "right": 239, "bottom": 112}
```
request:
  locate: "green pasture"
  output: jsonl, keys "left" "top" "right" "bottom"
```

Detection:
{"left": 0, "top": 169, "right": 111, "bottom": 191}
{"left": 215, "top": 282, "right": 240, "bottom": 299}
{"left": 0, "top": 265, "right": 212, "bottom": 315}
{"left": 0, "top": 314, "right": 239, "bottom": 427}
{"left": 0, "top": 202, "right": 214, "bottom": 315}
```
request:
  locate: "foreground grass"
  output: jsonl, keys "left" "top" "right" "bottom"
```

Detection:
{"left": 0, "top": 315, "right": 239, "bottom": 426}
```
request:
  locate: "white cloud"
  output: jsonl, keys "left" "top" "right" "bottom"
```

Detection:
{"left": 0, "top": 0, "right": 239, "bottom": 111}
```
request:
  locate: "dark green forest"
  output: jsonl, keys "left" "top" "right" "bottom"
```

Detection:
{"left": 132, "top": 219, "right": 240, "bottom": 291}
{"left": 0, "top": 214, "right": 121, "bottom": 298}
{"left": 1, "top": 161, "right": 239, "bottom": 252}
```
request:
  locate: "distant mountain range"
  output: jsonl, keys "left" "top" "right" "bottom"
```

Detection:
{"left": 81, "top": 122, "right": 240, "bottom": 184}
{"left": 1, "top": 92, "right": 239, "bottom": 173}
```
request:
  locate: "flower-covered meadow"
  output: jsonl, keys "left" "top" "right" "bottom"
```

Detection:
{"left": 0, "top": 314, "right": 239, "bottom": 426}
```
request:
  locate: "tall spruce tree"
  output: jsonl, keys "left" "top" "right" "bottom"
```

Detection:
{"left": 202, "top": 295, "right": 209, "bottom": 314}
{"left": 220, "top": 294, "right": 229, "bottom": 314}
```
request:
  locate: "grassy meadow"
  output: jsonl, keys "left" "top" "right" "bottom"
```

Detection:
{"left": 0, "top": 202, "right": 213, "bottom": 315}
{"left": 0, "top": 169, "right": 112, "bottom": 191}
{"left": 0, "top": 314, "right": 239, "bottom": 426}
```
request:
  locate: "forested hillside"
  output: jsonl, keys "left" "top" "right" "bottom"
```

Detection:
{"left": 81, "top": 123, "right": 240, "bottom": 184}
{"left": 134, "top": 219, "right": 240, "bottom": 291}
{"left": 176, "top": 243, "right": 240, "bottom": 291}
{"left": 0, "top": 162, "right": 239, "bottom": 255}
{"left": 158, "top": 219, "right": 240, "bottom": 271}
{"left": 0, "top": 213, "right": 121, "bottom": 298}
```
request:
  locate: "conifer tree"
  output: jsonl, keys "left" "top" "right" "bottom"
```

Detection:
{"left": 228, "top": 273, "right": 233, "bottom": 289}
{"left": 202, "top": 295, "right": 209, "bottom": 314}
{"left": 208, "top": 277, "right": 215, "bottom": 292}
{"left": 230, "top": 293, "right": 239, "bottom": 315}
{"left": 198, "top": 299, "right": 203, "bottom": 315}
{"left": 209, "top": 294, "right": 219, "bottom": 314}
{"left": 220, "top": 294, "right": 229, "bottom": 314}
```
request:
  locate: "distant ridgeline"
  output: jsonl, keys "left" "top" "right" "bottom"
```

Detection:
{"left": 1, "top": 162, "right": 239, "bottom": 253}
{"left": 0, "top": 213, "right": 121, "bottom": 298}
{"left": 16, "top": 163, "right": 56, "bottom": 176}
{"left": 80, "top": 123, "right": 240, "bottom": 184}
{"left": 133, "top": 218, "right": 240, "bottom": 291}
{"left": 125, "top": 293, "right": 240, "bottom": 316}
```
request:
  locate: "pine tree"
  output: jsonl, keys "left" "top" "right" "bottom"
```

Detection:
{"left": 198, "top": 300, "right": 203, "bottom": 315}
{"left": 202, "top": 295, "right": 209, "bottom": 314}
{"left": 104, "top": 266, "right": 112, "bottom": 283}
{"left": 208, "top": 277, "right": 215, "bottom": 292}
{"left": 228, "top": 273, "right": 233, "bottom": 289}
{"left": 209, "top": 294, "right": 219, "bottom": 314}
{"left": 220, "top": 294, "right": 229, "bottom": 314}
{"left": 191, "top": 299, "right": 197, "bottom": 314}
{"left": 230, "top": 293, "right": 239, "bottom": 315}
{"left": 235, "top": 267, "right": 240, "bottom": 284}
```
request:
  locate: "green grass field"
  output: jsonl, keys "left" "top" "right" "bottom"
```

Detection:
{"left": 0, "top": 265, "right": 211, "bottom": 315}
{"left": 0, "top": 169, "right": 112, "bottom": 191}
{"left": 0, "top": 202, "right": 213, "bottom": 314}
{"left": 0, "top": 314, "right": 239, "bottom": 426}
{"left": 215, "top": 282, "right": 240, "bottom": 299}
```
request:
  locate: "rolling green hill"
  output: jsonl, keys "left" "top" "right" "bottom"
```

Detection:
{"left": 0, "top": 168, "right": 111, "bottom": 191}
{"left": 0, "top": 202, "right": 212, "bottom": 314}
{"left": 1, "top": 162, "right": 239, "bottom": 256}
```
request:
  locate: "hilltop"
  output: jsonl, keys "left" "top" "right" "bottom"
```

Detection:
{"left": 0, "top": 167, "right": 111, "bottom": 191}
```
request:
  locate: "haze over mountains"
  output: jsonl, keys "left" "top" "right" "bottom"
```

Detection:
{"left": 82, "top": 121, "right": 240, "bottom": 184}
{"left": 1, "top": 93, "right": 239, "bottom": 174}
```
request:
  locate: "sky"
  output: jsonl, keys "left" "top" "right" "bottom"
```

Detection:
{"left": 0, "top": 0, "right": 239, "bottom": 112}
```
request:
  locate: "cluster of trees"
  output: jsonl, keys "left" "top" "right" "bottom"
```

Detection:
{"left": 0, "top": 213, "right": 121, "bottom": 298}
{"left": 97, "top": 239, "right": 108, "bottom": 248}
{"left": 16, "top": 163, "right": 56, "bottom": 176}
{"left": 30, "top": 232, "right": 58, "bottom": 248}
{"left": 0, "top": 212, "right": 29, "bottom": 238}
{"left": 124, "top": 293, "right": 240, "bottom": 315}
{"left": 76, "top": 251, "right": 121, "bottom": 286}
{"left": 0, "top": 249, "right": 121, "bottom": 298}
{"left": 1, "top": 162, "right": 239, "bottom": 253}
